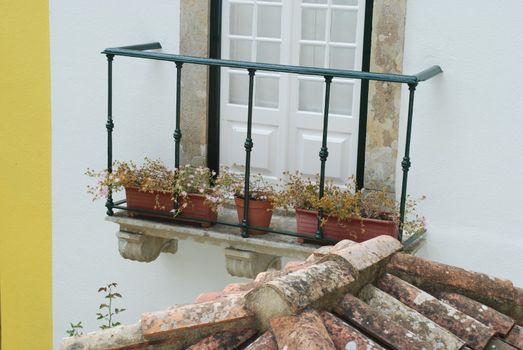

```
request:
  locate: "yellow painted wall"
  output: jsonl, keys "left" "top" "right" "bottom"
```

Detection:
{"left": 0, "top": 0, "right": 52, "bottom": 349}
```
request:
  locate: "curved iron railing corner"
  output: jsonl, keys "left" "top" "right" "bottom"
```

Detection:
{"left": 102, "top": 41, "right": 442, "bottom": 245}
{"left": 414, "top": 65, "right": 443, "bottom": 82}
{"left": 101, "top": 42, "right": 162, "bottom": 55}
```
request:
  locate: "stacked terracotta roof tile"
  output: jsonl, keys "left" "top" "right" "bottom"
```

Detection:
{"left": 61, "top": 236, "right": 523, "bottom": 350}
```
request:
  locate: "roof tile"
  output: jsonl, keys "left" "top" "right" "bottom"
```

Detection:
{"left": 141, "top": 294, "right": 255, "bottom": 340}
{"left": 185, "top": 328, "right": 256, "bottom": 350}
{"left": 321, "top": 311, "right": 385, "bottom": 350}
{"left": 320, "top": 235, "right": 402, "bottom": 290}
{"left": 61, "top": 237, "right": 523, "bottom": 350}
{"left": 505, "top": 324, "right": 523, "bottom": 349}
{"left": 437, "top": 292, "right": 515, "bottom": 335}
{"left": 335, "top": 293, "right": 431, "bottom": 349}
{"left": 60, "top": 323, "right": 183, "bottom": 350}
{"left": 246, "top": 261, "right": 354, "bottom": 328}
{"left": 359, "top": 284, "right": 465, "bottom": 349}
{"left": 377, "top": 273, "right": 495, "bottom": 350}
{"left": 244, "top": 331, "right": 278, "bottom": 350}
{"left": 223, "top": 282, "right": 256, "bottom": 293}
{"left": 270, "top": 310, "right": 336, "bottom": 350}
{"left": 386, "top": 252, "right": 523, "bottom": 323}
{"left": 195, "top": 291, "right": 224, "bottom": 304}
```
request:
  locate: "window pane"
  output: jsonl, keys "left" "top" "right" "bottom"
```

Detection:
{"left": 300, "top": 44, "right": 325, "bottom": 68}
{"left": 330, "top": 9, "right": 358, "bottom": 43}
{"left": 257, "top": 41, "right": 280, "bottom": 64}
{"left": 230, "top": 3, "right": 253, "bottom": 36}
{"left": 257, "top": 5, "right": 281, "bottom": 38}
{"left": 332, "top": 0, "right": 358, "bottom": 5}
{"left": 255, "top": 76, "right": 279, "bottom": 108}
{"left": 230, "top": 39, "right": 252, "bottom": 61}
{"left": 299, "top": 79, "right": 323, "bottom": 113}
{"left": 229, "top": 73, "right": 249, "bottom": 105}
{"left": 303, "top": 0, "right": 327, "bottom": 3}
{"left": 330, "top": 82, "right": 353, "bottom": 116}
{"left": 302, "top": 8, "right": 326, "bottom": 41}
{"left": 329, "top": 46, "right": 356, "bottom": 69}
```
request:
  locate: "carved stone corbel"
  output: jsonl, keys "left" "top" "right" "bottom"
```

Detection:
{"left": 224, "top": 247, "right": 281, "bottom": 279}
{"left": 117, "top": 231, "right": 178, "bottom": 262}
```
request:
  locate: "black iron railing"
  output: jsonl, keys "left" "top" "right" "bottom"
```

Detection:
{"left": 102, "top": 42, "right": 442, "bottom": 244}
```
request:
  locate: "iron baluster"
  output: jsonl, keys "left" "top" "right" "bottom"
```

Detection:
{"left": 174, "top": 62, "right": 183, "bottom": 169}
{"left": 105, "top": 54, "right": 115, "bottom": 216}
{"left": 242, "top": 69, "right": 256, "bottom": 238}
{"left": 316, "top": 76, "right": 333, "bottom": 240}
{"left": 399, "top": 83, "right": 418, "bottom": 241}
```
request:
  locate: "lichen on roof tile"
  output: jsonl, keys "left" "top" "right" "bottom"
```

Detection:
{"left": 141, "top": 294, "right": 254, "bottom": 340}
{"left": 321, "top": 311, "right": 385, "bottom": 350}
{"left": 358, "top": 284, "right": 465, "bottom": 349}
{"left": 60, "top": 236, "right": 523, "bottom": 350}
{"left": 386, "top": 252, "right": 523, "bottom": 324}
{"left": 335, "top": 293, "right": 432, "bottom": 349}
{"left": 270, "top": 310, "right": 336, "bottom": 350}
{"left": 436, "top": 291, "right": 515, "bottom": 336}
{"left": 377, "top": 273, "right": 495, "bottom": 350}
{"left": 185, "top": 328, "right": 256, "bottom": 350}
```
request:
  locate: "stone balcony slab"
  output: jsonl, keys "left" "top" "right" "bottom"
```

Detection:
{"left": 107, "top": 209, "right": 319, "bottom": 261}
{"left": 107, "top": 207, "right": 424, "bottom": 276}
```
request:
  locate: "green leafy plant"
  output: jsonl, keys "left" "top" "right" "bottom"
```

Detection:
{"left": 96, "top": 282, "right": 126, "bottom": 329}
{"left": 65, "top": 321, "right": 83, "bottom": 337}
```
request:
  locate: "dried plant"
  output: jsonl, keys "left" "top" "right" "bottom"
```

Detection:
{"left": 215, "top": 166, "right": 276, "bottom": 202}
{"left": 85, "top": 158, "right": 174, "bottom": 201}
{"left": 275, "top": 171, "right": 426, "bottom": 232}
{"left": 86, "top": 159, "right": 222, "bottom": 212}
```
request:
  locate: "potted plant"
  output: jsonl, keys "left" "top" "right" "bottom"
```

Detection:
{"left": 86, "top": 158, "right": 220, "bottom": 227}
{"left": 215, "top": 167, "right": 275, "bottom": 235}
{"left": 274, "top": 171, "right": 425, "bottom": 243}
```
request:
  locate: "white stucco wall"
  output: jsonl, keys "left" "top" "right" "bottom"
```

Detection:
{"left": 400, "top": 1, "right": 523, "bottom": 286}
{"left": 51, "top": 1, "right": 523, "bottom": 347}
{"left": 50, "top": 1, "right": 248, "bottom": 348}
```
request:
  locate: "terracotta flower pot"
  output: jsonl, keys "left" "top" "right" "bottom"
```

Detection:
{"left": 124, "top": 187, "right": 217, "bottom": 227}
{"left": 125, "top": 187, "right": 173, "bottom": 217}
{"left": 234, "top": 197, "right": 273, "bottom": 235}
{"left": 176, "top": 193, "right": 218, "bottom": 228}
{"left": 295, "top": 208, "right": 398, "bottom": 244}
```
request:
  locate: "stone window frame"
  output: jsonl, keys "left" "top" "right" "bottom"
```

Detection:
{"left": 179, "top": 0, "right": 407, "bottom": 193}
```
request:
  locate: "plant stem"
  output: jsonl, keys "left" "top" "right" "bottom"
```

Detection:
{"left": 108, "top": 285, "right": 112, "bottom": 328}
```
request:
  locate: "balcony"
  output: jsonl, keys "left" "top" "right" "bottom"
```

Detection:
{"left": 101, "top": 42, "right": 441, "bottom": 277}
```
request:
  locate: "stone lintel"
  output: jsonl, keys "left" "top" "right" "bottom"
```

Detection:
{"left": 225, "top": 248, "right": 281, "bottom": 279}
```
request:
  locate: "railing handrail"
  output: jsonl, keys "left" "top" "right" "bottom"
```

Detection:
{"left": 102, "top": 42, "right": 442, "bottom": 84}
{"left": 102, "top": 41, "right": 443, "bottom": 243}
